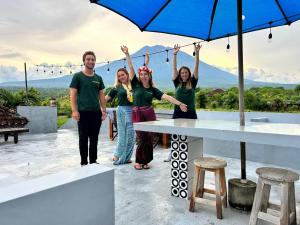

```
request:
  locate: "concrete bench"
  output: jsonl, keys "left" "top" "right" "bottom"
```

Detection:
{"left": 0, "top": 164, "right": 115, "bottom": 225}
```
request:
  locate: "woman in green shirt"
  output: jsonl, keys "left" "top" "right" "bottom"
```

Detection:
{"left": 164, "top": 44, "right": 201, "bottom": 163}
{"left": 105, "top": 68, "right": 135, "bottom": 165}
{"left": 172, "top": 43, "right": 201, "bottom": 119}
{"left": 121, "top": 45, "right": 187, "bottom": 170}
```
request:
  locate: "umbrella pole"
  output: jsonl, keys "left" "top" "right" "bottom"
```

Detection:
{"left": 236, "top": 0, "right": 246, "bottom": 181}
{"left": 227, "top": 0, "right": 256, "bottom": 211}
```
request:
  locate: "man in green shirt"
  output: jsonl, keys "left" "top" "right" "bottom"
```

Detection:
{"left": 70, "top": 51, "right": 107, "bottom": 165}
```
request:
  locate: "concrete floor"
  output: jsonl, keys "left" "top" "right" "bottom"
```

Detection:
{"left": 0, "top": 119, "right": 299, "bottom": 225}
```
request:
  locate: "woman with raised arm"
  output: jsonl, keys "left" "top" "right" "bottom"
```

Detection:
{"left": 164, "top": 43, "right": 201, "bottom": 162}
{"left": 121, "top": 45, "right": 187, "bottom": 170}
{"left": 172, "top": 43, "right": 201, "bottom": 119}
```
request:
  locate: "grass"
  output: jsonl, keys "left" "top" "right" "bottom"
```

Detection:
{"left": 57, "top": 115, "right": 69, "bottom": 128}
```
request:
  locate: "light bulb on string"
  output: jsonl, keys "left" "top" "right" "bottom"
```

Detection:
{"left": 268, "top": 22, "right": 273, "bottom": 43}
{"left": 51, "top": 65, "right": 54, "bottom": 75}
{"left": 226, "top": 35, "right": 231, "bottom": 53}
{"left": 107, "top": 61, "right": 110, "bottom": 73}
{"left": 43, "top": 65, "right": 46, "bottom": 74}
{"left": 143, "top": 55, "right": 146, "bottom": 66}
{"left": 123, "top": 58, "right": 126, "bottom": 69}
{"left": 193, "top": 42, "right": 196, "bottom": 56}
{"left": 70, "top": 65, "right": 72, "bottom": 75}
{"left": 36, "top": 65, "right": 39, "bottom": 73}
{"left": 166, "top": 49, "right": 169, "bottom": 64}
{"left": 80, "top": 64, "right": 83, "bottom": 70}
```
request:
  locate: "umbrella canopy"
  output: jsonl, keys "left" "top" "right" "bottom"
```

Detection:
{"left": 90, "top": 0, "right": 300, "bottom": 180}
{"left": 90, "top": 0, "right": 300, "bottom": 41}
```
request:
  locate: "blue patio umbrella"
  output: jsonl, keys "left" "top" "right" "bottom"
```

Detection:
{"left": 89, "top": 0, "right": 300, "bottom": 181}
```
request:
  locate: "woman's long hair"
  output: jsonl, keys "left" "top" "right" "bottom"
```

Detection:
{"left": 178, "top": 66, "right": 192, "bottom": 89}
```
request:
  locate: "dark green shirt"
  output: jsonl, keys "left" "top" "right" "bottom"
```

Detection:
{"left": 69, "top": 71, "right": 105, "bottom": 111}
{"left": 173, "top": 76, "right": 198, "bottom": 111}
{"left": 131, "top": 75, "right": 163, "bottom": 107}
{"left": 108, "top": 85, "right": 132, "bottom": 106}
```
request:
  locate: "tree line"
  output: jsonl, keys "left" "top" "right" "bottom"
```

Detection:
{"left": 1, "top": 85, "right": 300, "bottom": 118}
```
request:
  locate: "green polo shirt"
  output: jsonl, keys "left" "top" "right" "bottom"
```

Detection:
{"left": 173, "top": 76, "right": 198, "bottom": 111}
{"left": 108, "top": 85, "right": 132, "bottom": 106}
{"left": 131, "top": 75, "right": 164, "bottom": 107}
{"left": 69, "top": 71, "right": 105, "bottom": 111}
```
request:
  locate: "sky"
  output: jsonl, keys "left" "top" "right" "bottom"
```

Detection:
{"left": 0, "top": 0, "right": 299, "bottom": 84}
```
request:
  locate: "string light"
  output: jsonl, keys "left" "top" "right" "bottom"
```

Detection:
{"left": 166, "top": 49, "right": 169, "bottom": 63}
{"left": 193, "top": 42, "right": 196, "bottom": 56}
{"left": 226, "top": 35, "right": 231, "bottom": 52}
{"left": 123, "top": 58, "right": 126, "bottom": 69}
{"left": 268, "top": 22, "right": 273, "bottom": 43}
{"left": 32, "top": 40, "right": 215, "bottom": 77}
{"left": 107, "top": 61, "right": 110, "bottom": 73}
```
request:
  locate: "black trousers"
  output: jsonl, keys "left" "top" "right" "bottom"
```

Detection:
{"left": 78, "top": 111, "right": 102, "bottom": 165}
{"left": 172, "top": 109, "right": 198, "bottom": 119}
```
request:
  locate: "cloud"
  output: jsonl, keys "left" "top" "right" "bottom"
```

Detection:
{"left": 219, "top": 66, "right": 300, "bottom": 84}
{"left": 0, "top": 52, "right": 24, "bottom": 59}
{"left": 0, "top": 65, "right": 24, "bottom": 83}
{"left": 0, "top": 0, "right": 101, "bottom": 41}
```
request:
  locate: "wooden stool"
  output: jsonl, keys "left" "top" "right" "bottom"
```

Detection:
{"left": 249, "top": 167, "right": 299, "bottom": 225}
{"left": 189, "top": 157, "right": 227, "bottom": 219}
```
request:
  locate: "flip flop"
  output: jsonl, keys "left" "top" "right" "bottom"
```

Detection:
{"left": 143, "top": 164, "right": 150, "bottom": 169}
{"left": 134, "top": 164, "right": 143, "bottom": 170}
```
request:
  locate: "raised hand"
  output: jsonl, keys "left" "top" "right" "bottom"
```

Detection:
{"left": 173, "top": 44, "right": 180, "bottom": 55}
{"left": 194, "top": 43, "right": 202, "bottom": 54}
{"left": 121, "top": 45, "right": 129, "bottom": 55}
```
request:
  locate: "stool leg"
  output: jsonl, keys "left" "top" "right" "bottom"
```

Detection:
{"left": 249, "top": 178, "right": 264, "bottom": 225}
{"left": 261, "top": 183, "right": 271, "bottom": 213}
{"left": 220, "top": 168, "right": 227, "bottom": 208}
{"left": 189, "top": 166, "right": 200, "bottom": 212}
{"left": 215, "top": 169, "right": 222, "bottom": 219}
{"left": 280, "top": 182, "right": 290, "bottom": 225}
{"left": 289, "top": 182, "right": 297, "bottom": 225}
{"left": 197, "top": 169, "right": 205, "bottom": 198}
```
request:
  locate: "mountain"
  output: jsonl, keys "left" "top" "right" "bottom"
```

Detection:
{"left": 0, "top": 45, "right": 296, "bottom": 89}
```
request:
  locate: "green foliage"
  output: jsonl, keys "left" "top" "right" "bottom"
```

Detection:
{"left": 57, "top": 115, "right": 69, "bottom": 128}
{"left": 196, "top": 90, "right": 207, "bottom": 108}
{"left": 105, "top": 86, "right": 118, "bottom": 108}
{"left": 222, "top": 90, "right": 239, "bottom": 109}
{"left": 295, "top": 84, "right": 300, "bottom": 92}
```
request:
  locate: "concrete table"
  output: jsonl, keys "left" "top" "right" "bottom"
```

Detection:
{"left": 134, "top": 119, "right": 300, "bottom": 199}
{"left": 0, "top": 164, "right": 115, "bottom": 225}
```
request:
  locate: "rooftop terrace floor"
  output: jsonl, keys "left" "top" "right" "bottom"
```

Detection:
{"left": 0, "top": 121, "right": 299, "bottom": 225}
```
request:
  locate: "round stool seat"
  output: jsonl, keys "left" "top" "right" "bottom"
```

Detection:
{"left": 194, "top": 157, "right": 227, "bottom": 169}
{"left": 256, "top": 167, "right": 299, "bottom": 183}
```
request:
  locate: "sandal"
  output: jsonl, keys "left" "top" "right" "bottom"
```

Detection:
{"left": 143, "top": 164, "right": 150, "bottom": 169}
{"left": 112, "top": 156, "right": 119, "bottom": 161}
{"left": 127, "top": 160, "right": 132, "bottom": 164}
{"left": 134, "top": 164, "right": 143, "bottom": 170}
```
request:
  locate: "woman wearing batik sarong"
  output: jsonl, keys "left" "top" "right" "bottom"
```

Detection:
{"left": 105, "top": 68, "right": 135, "bottom": 165}
{"left": 121, "top": 45, "right": 187, "bottom": 170}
